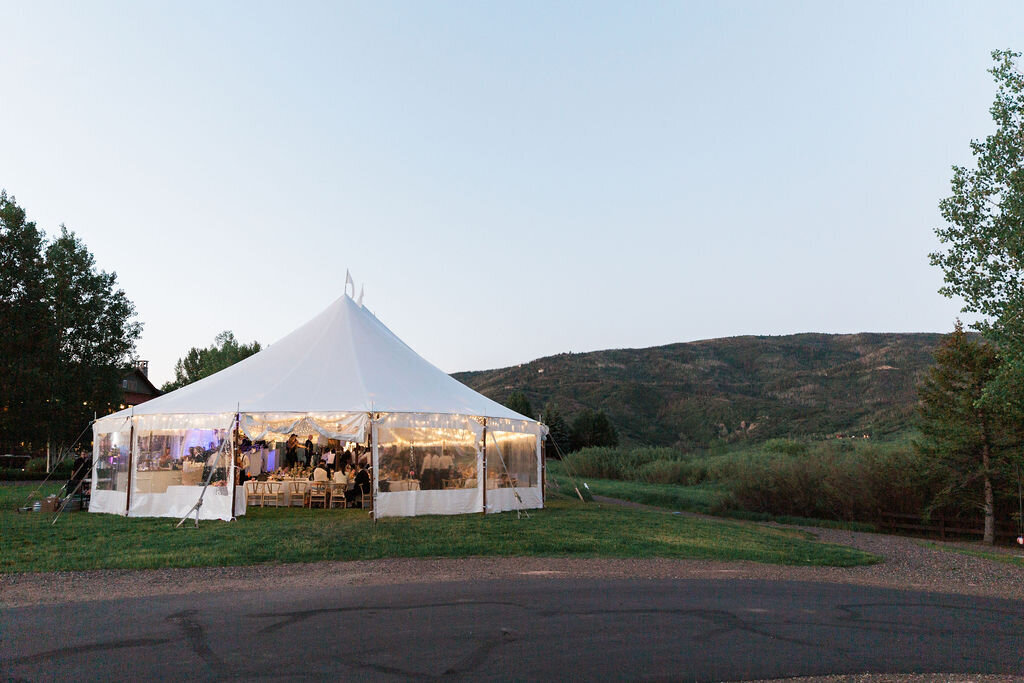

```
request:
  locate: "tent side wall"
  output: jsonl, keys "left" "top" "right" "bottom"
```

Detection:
{"left": 90, "top": 415, "right": 133, "bottom": 515}
{"left": 374, "top": 413, "right": 544, "bottom": 519}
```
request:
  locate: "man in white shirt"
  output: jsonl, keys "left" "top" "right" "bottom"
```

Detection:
{"left": 312, "top": 463, "right": 329, "bottom": 482}
{"left": 437, "top": 452, "right": 454, "bottom": 487}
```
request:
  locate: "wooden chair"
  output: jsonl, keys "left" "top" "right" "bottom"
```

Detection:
{"left": 289, "top": 481, "right": 307, "bottom": 507}
{"left": 307, "top": 482, "right": 328, "bottom": 509}
{"left": 360, "top": 490, "right": 373, "bottom": 513}
{"left": 329, "top": 482, "right": 347, "bottom": 508}
{"left": 263, "top": 481, "right": 284, "bottom": 507}
{"left": 245, "top": 480, "right": 263, "bottom": 507}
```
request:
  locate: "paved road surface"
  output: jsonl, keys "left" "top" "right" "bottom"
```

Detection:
{"left": 3, "top": 578, "right": 1022, "bottom": 680}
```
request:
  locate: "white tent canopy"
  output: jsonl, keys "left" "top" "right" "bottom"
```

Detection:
{"left": 98, "top": 294, "right": 531, "bottom": 420}
{"left": 91, "top": 293, "right": 546, "bottom": 521}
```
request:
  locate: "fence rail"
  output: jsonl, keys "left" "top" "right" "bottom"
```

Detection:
{"left": 880, "top": 512, "right": 1020, "bottom": 543}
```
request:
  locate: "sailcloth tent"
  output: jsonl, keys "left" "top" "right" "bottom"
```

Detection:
{"left": 90, "top": 293, "right": 546, "bottom": 520}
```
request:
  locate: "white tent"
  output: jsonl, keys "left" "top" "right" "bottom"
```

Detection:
{"left": 90, "top": 293, "right": 546, "bottom": 520}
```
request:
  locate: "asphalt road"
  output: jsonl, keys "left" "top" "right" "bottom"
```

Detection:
{"left": 2, "top": 578, "right": 1022, "bottom": 681}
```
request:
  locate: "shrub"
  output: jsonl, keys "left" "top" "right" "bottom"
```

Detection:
{"left": 721, "top": 442, "right": 927, "bottom": 521}
{"left": 762, "top": 438, "right": 809, "bottom": 456}
{"left": 563, "top": 446, "right": 683, "bottom": 480}
{"left": 24, "top": 458, "right": 47, "bottom": 473}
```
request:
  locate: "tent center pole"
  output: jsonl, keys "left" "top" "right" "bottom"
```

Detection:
{"left": 125, "top": 417, "right": 135, "bottom": 516}
{"left": 481, "top": 424, "right": 487, "bottom": 515}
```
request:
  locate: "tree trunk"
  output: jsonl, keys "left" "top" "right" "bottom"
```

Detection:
{"left": 982, "top": 442, "right": 995, "bottom": 545}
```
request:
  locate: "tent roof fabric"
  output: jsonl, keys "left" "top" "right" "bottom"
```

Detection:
{"left": 111, "top": 294, "right": 531, "bottom": 422}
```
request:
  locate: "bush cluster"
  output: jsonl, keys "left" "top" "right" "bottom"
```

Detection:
{"left": 720, "top": 442, "right": 927, "bottom": 521}
{"left": 562, "top": 440, "right": 932, "bottom": 523}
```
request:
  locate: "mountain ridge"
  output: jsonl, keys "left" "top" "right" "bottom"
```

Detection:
{"left": 452, "top": 332, "right": 949, "bottom": 447}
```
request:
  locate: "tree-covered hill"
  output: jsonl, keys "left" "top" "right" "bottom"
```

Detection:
{"left": 453, "top": 333, "right": 948, "bottom": 448}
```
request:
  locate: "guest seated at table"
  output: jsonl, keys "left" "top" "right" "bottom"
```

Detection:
{"left": 312, "top": 462, "right": 329, "bottom": 482}
{"left": 346, "top": 463, "right": 371, "bottom": 506}
{"left": 332, "top": 465, "right": 348, "bottom": 484}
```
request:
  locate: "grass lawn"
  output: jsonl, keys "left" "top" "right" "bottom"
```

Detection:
{"left": 549, "top": 463, "right": 877, "bottom": 532}
{"left": 1, "top": 483, "right": 878, "bottom": 574}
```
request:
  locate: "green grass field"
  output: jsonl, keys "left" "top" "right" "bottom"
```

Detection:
{"left": 1, "top": 483, "right": 878, "bottom": 573}
{"left": 549, "top": 468, "right": 878, "bottom": 532}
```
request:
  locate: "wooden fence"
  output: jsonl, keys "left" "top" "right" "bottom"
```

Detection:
{"left": 880, "top": 512, "right": 1021, "bottom": 544}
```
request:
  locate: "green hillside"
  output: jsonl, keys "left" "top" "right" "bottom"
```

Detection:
{"left": 453, "top": 333, "right": 946, "bottom": 448}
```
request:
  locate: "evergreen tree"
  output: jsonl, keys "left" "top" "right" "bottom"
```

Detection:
{"left": 916, "top": 322, "right": 1017, "bottom": 544}
{"left": 162, "top": 331, "right": 262, "bottom": 392}
{"left": 0, "top": 192, "right": 53, "bottom": 452}
{"left": 540, "top": 401, "right": 571, "bottom": 457}
{"left": 570, "top": 408, "right": 619, "bottom": 451}
{"left": 503, "top": 391, "right": 534, "bottom": 419}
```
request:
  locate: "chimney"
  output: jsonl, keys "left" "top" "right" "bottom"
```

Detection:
{"left": 135, "top": 360, "right": 149, "bottom": 377}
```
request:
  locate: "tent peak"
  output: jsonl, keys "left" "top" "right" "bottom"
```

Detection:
{"left": 344, "top": 269, "right": 366, "bottom": 308}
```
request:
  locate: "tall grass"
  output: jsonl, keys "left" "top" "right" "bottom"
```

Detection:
{"left": 562, "top": 439, "right": 928, "bottom": 523}
{"left": 563, "top": 447, "right": 711, "bottom": 485}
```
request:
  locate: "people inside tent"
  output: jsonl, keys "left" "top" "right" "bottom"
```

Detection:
{"left": 311, "top": 461, "right": 329, "bottom": 482}
{"left": 304, "top": 434, "right": 315, "bottom": 465}
{"left": 437, "top": 449, "right": 454, "bottom": 488}
{"left": 422, "top": 457, "right": 432, "bottom": 488}
{"left": 285, "top": 434, "right": 299, "bottom": 468}
{"left": 236, "top": 450, "right": 250, "bottom": 485}
{"left": 346, "top": 463, "right": 371, "bottom": 507}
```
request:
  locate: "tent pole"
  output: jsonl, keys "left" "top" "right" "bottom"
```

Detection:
{"left": 230, "top": 409, "right": 239, "bottom": 521}
{"left": 481, "top": 423, "right": 487, "bottom": 515}
{"left": 124, "top": 413, "right": 135, "bottom": 516}
{"left": 541, "top": 437, "right": 546, "bottom": 504}
{"left": 370, "top": 415, "right": 378, "bottom": 523}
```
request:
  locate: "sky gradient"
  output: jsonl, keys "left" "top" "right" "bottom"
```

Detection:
{"left": 3, "top": 1, "right": 1020, "bottom": 386}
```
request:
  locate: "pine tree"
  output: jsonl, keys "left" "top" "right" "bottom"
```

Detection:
{"left": 503, "top": 391, "right": 534, "bottom": 420}
{"left": 540, "top": 401, "right": 571, "bottom": 457}
{"left": 570, "top": 409, "right": 619, "bottom": 451}
{"left": 916, "top": 322, "right": 1012, "bottom": 544}
{"left": 0, "top": 192, "right": 53, "bottom": 452}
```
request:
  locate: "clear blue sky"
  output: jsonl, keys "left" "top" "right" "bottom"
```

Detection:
{"left": 2, "top": 1, "right": 1019, "bottom": 386}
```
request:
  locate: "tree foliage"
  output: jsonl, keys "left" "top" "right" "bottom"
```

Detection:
{"left": 503, "top": 391, "right": 534, "bottom": 420}
{"left": 0, "top": 192, "right": 142, "bottom": 453}
{"left": 0, "top": 192, "right": 52, "bottom": 452}
{"left": 540, "top": 401, "right": 571, "bottom": 457}
{"left": 931, "top": 49, "right": 1024, "bottom": 410}
{"left": 915, "top": 322, "right": 1021, "bottom": 544}
{"left": 570, "top": 409, "right": 619, "bottom": 451}
{"left": 162, "top": 331, "right": 262, "bottom": 392}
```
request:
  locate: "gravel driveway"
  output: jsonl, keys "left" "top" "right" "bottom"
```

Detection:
{"left": 3, "top": 499, "right": 1022, "bottom": 609}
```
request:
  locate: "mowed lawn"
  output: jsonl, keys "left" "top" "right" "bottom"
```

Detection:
{"left": 1, "top": 483, "right": 878, "bottom": 573}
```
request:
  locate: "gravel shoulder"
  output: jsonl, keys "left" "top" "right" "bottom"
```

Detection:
{"left": 3, "top": 500, "right": 1022, "bottom": 609}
